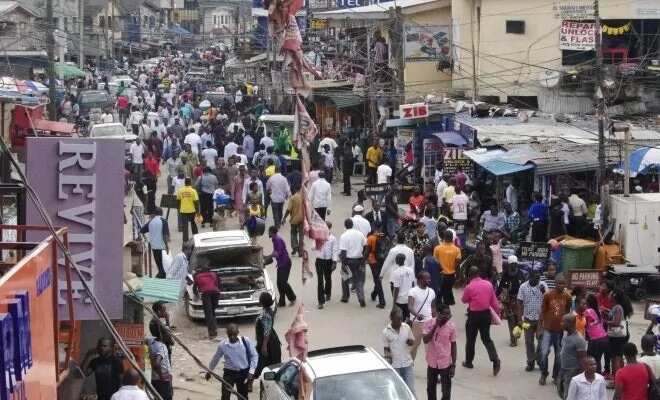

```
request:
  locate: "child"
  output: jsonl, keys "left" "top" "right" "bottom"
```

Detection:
{"left": 423, "top": 302, "right": 457, "bottom": 400}
{"left": 245, "top": 197, "right": 265, "bottom": 244}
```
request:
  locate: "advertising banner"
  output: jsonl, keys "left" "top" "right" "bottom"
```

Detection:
{"left": 26, "top": 137, "right": 125, "bottom": 320}
{"left": 404, "top": 25, "right": 450, "bottom": 61}
{"left": 559, "top": 21, "right": 596, "bottom": 51}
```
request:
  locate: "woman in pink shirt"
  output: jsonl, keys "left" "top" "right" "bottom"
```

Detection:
{"left": 585, "top": 294, "right": 610, "bottom": 374}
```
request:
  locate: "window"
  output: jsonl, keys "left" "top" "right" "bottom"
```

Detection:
{"left": 0, "top": 22, "right": 17, "bottom": 37}
{"left": 220, "top": 15, "right": 224, "bottom": 24}
{"left": 213, "top": 15, "right": 216, "bottom": 25}
{"left": 107, "top": 16, "right": 112, "bottom": 29}
{"left": 561, "top": 49, "right": 595, "bottom": 66}
{"left": 143, "top": 15, "right": 148, "bottom": 27}
{"left": 72, "top": 17, "right": 77, "bottom": 30}
{"left": 506, "top": 20, "right": 525, "bottom": 34}
{"left": 99, "top": 16, "right": 104, "bottom": 27}
{"left": 63, "top": 17, "right": 68, "bottom": 31}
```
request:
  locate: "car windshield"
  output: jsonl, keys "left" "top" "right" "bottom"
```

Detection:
{"left": 313, "top": 369, "right": 414, "bottom": 400}
{"left": 80, "top": 92, "right": 108, "bottom": 103}
{"left": 91, "top": 125, "right": 125, "bottom": 137}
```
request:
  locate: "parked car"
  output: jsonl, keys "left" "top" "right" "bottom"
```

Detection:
{"left": 77, "top": 90, "right": 113, "bottom": 120}
{"left": 88, "top": 123, "right": 136, "bottom": 164}
{"left": 260, "top": 345, "right": 415, "bottom": 400}
{"left": 184, "top": 230, "right": 275, "bottom": 320}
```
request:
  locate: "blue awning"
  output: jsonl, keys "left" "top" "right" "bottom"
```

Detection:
{"left": 432, "top": 131, "right": 467, "bottom": 146}
{"left": 479, "top": 160, "right": 534, "bottom": 176}
{"left": 166, "top": 25, "right": 191, "bottom": 35}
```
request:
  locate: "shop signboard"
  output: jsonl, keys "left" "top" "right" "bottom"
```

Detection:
{"left": 443, "top": 154, "right": 473, "bottom": 178}
{"left": 0, "top": 237, "right": 58, "bottom": 398}
{"left": 404, "top": 25, "right": 450, "bottom": 61}
{"left": 553, "top": 0, "right": 594, "bottom": 19}
{"left": 25, "top": 137, "right": 125, "bottom": 320}
{"left": 567, "top": 269, "right": 602, "bottom": 290}
{"left": 517, "top": 241, "right": 551, "bottom": 261}
{"left": 399, "top": 103, "right": 428, "bottom": 120}
{"left": 559, "top": 21, "right": 596, "bottom": 51}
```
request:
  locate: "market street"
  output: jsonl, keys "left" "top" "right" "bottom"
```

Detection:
{"left": 157, "top": 175, "right": 647, "bottom": 400}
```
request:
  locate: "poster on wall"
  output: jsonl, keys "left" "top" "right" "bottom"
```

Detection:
{"left": 553, "top": 0, "right": 594, "bottom": 19}
{"left": 404, "top": 25, "right": 451, "bottom": 61}
{"left": 559, "top": 21, "right": 596, "bottom": 51}
{"left": 26, "top": 137, "right": 125, "bottom": 320}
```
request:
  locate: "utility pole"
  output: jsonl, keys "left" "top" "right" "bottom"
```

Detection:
{"left": 366, "top": 26, "right": 375, "bottom": 136}
{"left": 595, "top": 0, "right": 605, "bottom": 180}
{"left": 470, "top": 0, "right": 478, "bottom": 101}
{"left": 104, "top": 1, "right": 109, "bottom": 64}
{"left": 623, "top": 125, "right": 631, "bottom": 196}
{"left": 46, "top": 0, "right": 57, "bottom": 119}
{"left": 111, "top": 0, "right": 115, "bottom": 60}
{"left": 79, "top": 0, "right": 84, "bottom": 68}
{"left": 392, "top": 6, "right": 405, "bottom": 108}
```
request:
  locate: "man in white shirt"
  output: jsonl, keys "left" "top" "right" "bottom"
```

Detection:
{"left": 130, "top": 138, "right": 145, "bottom": 183}
{"left": 224, "top": 140, "right": 239, "bottom": 162}
{"left": 110, "top": 368, "right": 149, "bottom": 400}
{"left": 315, "top": 221, "right": 338, "bottom": 309}
{"left": 382, "top": 307, "right": 415, "bottom": 396}
{"left": 566, "top": 356, "right": 606, "bottom": 400}
{"left": 391, "top": 253, "right": 415, "bottom": 321}
{"left": 260, "top": 133, "right": 275, "bottom": 150}
{"left": 505, "top": 182, "right": 518, "bottom": 212}
{"left": 339, "top": 218, "right": 368, "bottom": 307}
{"left": 436, "top": 176, "right": 448, "bottom": 209}
{"left": 100, "top": 110, "right": 114, "bottom": 123}
{"left": 234, "top": 89, "right": 243, "bottom": 104}
{"left": 377, "top": 160, "right": 392, "bottom": 184}
{"left": 184, "top": 129, "right": 202, "bottom": 156}
{"left": 318, "top": 136, "right": 338, "bottom": 155}
{"left": 152, "top": 120, "right": 167, "bottom": 140}
{"left": 266, "top": 166, "right": 292, "bottom": 228}
{"left": 201, "top": 143, "right": 218, "bottom": 169}
{"left": 308, "top": 171, "right": 332, "bottom": 220}
{"left": 380, "top": 233, "right": 415, "bottom": 283}
{"left": 351, "top": 205, "right": 372, "bottom": 237}
{"left": 407, "top": 271, "right": 436, "bottom": 361}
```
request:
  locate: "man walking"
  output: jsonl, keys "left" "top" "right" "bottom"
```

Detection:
{"left": 538, "top": 275, "right": 572, "bottom": 386}
{"left": 193, "top": 263, "right": 221, "bottom": 339}
{"left": 266, "top": 166, "right": 291, "bottom": 228}
{"left": 434, "top": 230, "right": 461, "bottom": 306}
{"left": 140, "top": 208, "right": 169, "bottom": 278}
{"left": 110, "top": 368, "right": 149, "bottom": 400}
{"left": 339, "top": 218, "right": 368, "bottom": 307}
{"left": 315, "top": 221, "right": 338, "bottom": 309}
{"left": 282, "top": 188, "right": 304, "bottom": 256}
{"left": 559, "top": 313, "right": 587, "bottom": 399}
{"left": 341, "top": 140, "right": 353, "bottom": 196}
{"left": 408, "top": 271, "right": 436, "bottom": 361}
{"left": 308, "top": 171, "right": 332, "bottom": 220}
{"left": 423, "top": 303, "right": 457, "bottom": 400}
{"left": 566, "top": 356, "right": 606, "bottom": 400}
{"left": 206, "top": 324, "right": 259, "bottom": 400}
{"left": 147, "top": 335, "right": 173, "bottom": 400}
{"left": 517, "top": 271, "right": 546, "bottom": 371}
{"left": 461, "top": 266, "right": 501, "bottom": 376}
{"left": 383, "top": 307, "right": 415, "bottom": 395}
{"left": 268, "top": 226, "right": 297, "bottom": 307}
{"left": 176, "top": 178, "right": 199, "bottom": 243}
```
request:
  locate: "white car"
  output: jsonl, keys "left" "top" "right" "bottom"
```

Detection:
{"left": 89, "top": 123, "right": 136, "bottom": 142}
{"left": 260, "top": 346, "right": 415, "bottom": 400}
{"left": 184, "top": 230, "right": 275, "bottom": 319}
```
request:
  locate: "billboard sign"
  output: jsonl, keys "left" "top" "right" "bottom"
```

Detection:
{"left": 404, "top": 25, "right": 450, "bottom": 61}
{"left": 559, "top": 21, "right": 596, "bottom": 51}
{"left": 25, "top": 138, "right": 125, "bottom": 320}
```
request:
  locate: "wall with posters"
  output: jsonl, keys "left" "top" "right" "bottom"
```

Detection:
{"left": 0, "top": 234, "right": 59, "bottom": 399}
{"left": 25, "top": 138, "right": 125, "bottom": 320}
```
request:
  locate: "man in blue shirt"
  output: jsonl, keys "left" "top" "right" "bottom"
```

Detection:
{"left": 140, "top": 208, "right": 170, "bottom": 278}
{"left": 206, "top": 324, "right": 259, "bottom": 400}
{"left": 528, "top": 193, "right": 549, "bottom": 242}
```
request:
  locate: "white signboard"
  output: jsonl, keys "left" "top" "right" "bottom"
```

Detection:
{"left": 553, "top": 0, "right": 594, "bottom": 19}
{"left": 559, "top": 21, "right": 596, "bottom": 51}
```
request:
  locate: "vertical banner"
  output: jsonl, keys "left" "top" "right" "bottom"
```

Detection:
{"left": 559, "top": 20, "right": 596, "bottom": 51}
{"left": 26, "top": 137, "right": 125, "bottom": 320}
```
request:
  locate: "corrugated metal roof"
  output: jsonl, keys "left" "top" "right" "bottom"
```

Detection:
{"left": 321, "top": 91, "right": 365, "bottom": 109}
{"left": 463, "top": 148, "right": 535, "bottom": 176}
{"left": 503, "top": 143, "right": 618, "bottom": 176}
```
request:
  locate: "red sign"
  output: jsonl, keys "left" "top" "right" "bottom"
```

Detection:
{"left": 399, "top": 103, "right": 428, "bottom": 119}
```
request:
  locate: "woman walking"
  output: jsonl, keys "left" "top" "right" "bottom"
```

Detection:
{"left": 254, "top": 293, "right": 281, "bottom": 377}
{"left": 584, "top": 294, "right": 609, "bottom": 374}
{"left": 606, "top": 289, "right": 633, "bottom": 380}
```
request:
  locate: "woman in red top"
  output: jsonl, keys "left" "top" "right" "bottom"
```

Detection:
{"left": 615, "top": 342, "right": 654, "bottom": 400}
{"left": 408, "top": 187, "right": 426, "bottom": 218}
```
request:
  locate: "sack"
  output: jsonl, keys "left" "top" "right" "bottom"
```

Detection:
{"left": 490, "top": 307, "right": 502, "bottom": 325}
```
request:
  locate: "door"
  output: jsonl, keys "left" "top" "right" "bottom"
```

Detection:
{"left": 262, "top": 361, "right": 301, "bottom": 400}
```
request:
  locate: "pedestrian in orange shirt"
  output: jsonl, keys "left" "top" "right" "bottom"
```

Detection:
{"left": 434, "top": 230, "right": 461, "bottom": 306}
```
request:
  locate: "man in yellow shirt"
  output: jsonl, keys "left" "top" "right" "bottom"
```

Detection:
{"left": 433, "top": 230, "right": 461, "bottom": 306}
{"left": 176, "top": 177, "right": 200, "bottom": 242}
{"left": 282, "top": 189, "right": 304, "bottom": 256}
{"left": 365, "top": 139, "right": 383, "bottom": 184}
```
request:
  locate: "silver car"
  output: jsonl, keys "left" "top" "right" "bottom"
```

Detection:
{"left": 184, "top": 230, "right": 275, "bottom": 319}
{"left": 260, "top": 346, "right": 416, "bottom": 400}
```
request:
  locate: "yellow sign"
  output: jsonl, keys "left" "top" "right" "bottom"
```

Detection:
{"left": 310, "top": 19, "right": 328, "bottom": 29}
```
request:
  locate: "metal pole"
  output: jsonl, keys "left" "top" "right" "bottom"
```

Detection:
{"left": 79, "top": 0, "right": 84, "bottom": 68}
{"left": 104, "top": 2, "right": 109, "bottom": 63}
{"left": 595, "top": 0, "right": 605, "bottom": 180}
{"left": 623, "top": 127, "right": 631, "bottom": 196}
{"left": 470, "top": 0, "right": 478, "bottom": 101}
{"left": 46, "top": 0, "right": 57, "bottom": 120}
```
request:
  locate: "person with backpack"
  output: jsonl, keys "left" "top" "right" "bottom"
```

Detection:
{"left": 140, "top": 208, "right": 170, "bottom": 278}
{"left": 206, "top": 324, "right": 259, "bottom": 400}
{"left": 367, "top": 223, "right": 389, "bottom": 309}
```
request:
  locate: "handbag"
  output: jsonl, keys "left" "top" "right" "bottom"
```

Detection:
{"left": 644, "top": 363, "right": 660, "bottom": 400}
{"left": 490, "top": 306, "right": 502, "bottom": 325}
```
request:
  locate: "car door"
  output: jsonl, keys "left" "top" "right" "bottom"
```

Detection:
{"left": 263, "top": 361, "right": 300, "bottom": 400}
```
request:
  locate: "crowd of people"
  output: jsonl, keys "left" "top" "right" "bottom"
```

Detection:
{"left": 78, "top": 53, "right": 660, "bottom": 400}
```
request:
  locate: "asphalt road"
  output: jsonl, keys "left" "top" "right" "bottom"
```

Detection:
{"left": 155, "top": 174, "right": 642, "bottom": 400}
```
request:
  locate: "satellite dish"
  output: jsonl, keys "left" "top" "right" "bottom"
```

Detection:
{"left": 539, "top": 70, "right": 560, "bottom": 88}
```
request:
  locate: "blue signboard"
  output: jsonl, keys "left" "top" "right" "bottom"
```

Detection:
{"left": 0, "top": 291, "right": 32, "bottom": 400}
{"left": 335, "top": 0, "right": 382, "bottom": 8}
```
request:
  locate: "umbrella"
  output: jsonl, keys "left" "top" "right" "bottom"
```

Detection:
{"left": 55, "top": 63, "right": 86, "bottom": 79}
{"left": 615, "top": 147, "right": 660, "bottom": 177}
